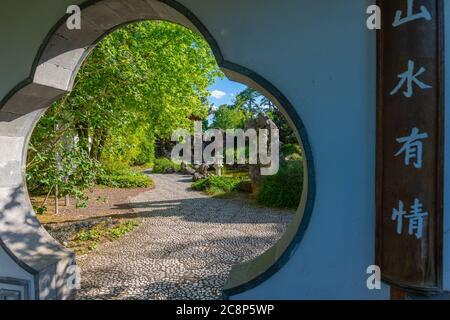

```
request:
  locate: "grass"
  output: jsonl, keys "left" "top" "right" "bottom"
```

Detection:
{"left": 223, "top": 168, "right": 249, "bottom": 179}
{"left": 192, "top": 175, "right": 246, "bottom": 196}
{"left": 70, "top": 219, "right": 141, "bottom": 254}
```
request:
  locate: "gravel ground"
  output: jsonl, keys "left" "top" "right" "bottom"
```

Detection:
{"left": 76, "top": 174, "right": 293, "bottom": 300}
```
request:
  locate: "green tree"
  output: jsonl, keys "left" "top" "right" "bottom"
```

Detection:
{"left": 231, "top": 87, "right": 297, "bottom": 144}
{"left": 27, "top": 21, "right": 223, "bottom": 206}
{"left": 210, "top": 104, "right": 247, "bottom": 129}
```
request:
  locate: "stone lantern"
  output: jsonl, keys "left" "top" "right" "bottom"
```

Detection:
{"left": 214, "top": 155, "right": 224, "bottom": 177}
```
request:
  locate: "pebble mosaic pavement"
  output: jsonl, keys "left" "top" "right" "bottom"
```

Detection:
{"left": 77, "top": 174, "right": 294, "bottom": 300}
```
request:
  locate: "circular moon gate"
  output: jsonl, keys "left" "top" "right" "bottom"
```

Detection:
{"left": 0, "top": 0, "right": 315, "bottom": 300}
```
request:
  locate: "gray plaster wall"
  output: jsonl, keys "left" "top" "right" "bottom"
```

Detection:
{"left": 0, "top": 0, "right": 417, "bottom": 299}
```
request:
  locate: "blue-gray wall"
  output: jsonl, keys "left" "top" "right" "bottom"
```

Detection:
{"left": 6, "top": 0, "right": 446, "bottom": 299}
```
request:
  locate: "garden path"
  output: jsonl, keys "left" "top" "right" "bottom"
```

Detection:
{"left": 77, "top": 174, "right": 293, "bottom": 300}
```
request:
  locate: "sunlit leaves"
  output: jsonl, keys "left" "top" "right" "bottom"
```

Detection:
{"left": 28, "top": 21, "right": 222, "bottom": 197}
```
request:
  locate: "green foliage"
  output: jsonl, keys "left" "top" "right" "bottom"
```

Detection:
{"left": 101, "top": 159, "right": 131, "bottom": 175}
{"left": 132, "top": 135, "right": 155, "bottom": 166}
{"left": 68, "top": 20, "right": 222, "bottom": 157}
{"left": 267, "top": 109, "right": 298, "bottom": 145}
{"left": 107, "top": 220, "right": 141, "bottom": 239}
{"left": 75, "top": 229, "right": 102, "bottom": 242}
{"left": 192, "top": 175, "right": 242, "bottom": 195}
{"left": 35, "top": 206, "right": 48, "bottom": 215}
{"left": 152, "top": 158, "right": 181, "bottom": 173}
{"left": 210, "top": 87, "right": 298, "bottom": 145}
{"left": 211, "top": 104, "right": 247, "bottom": 129}
{"left": 101, "top": 126, "right": 156, "bottom": 168}
{"left": 98, "top": 172, "right": 153, "bottom": 188}
{"left": 281, "top": 144, "right": 302, "bottom": 157}
{"left": 73, "top": 219, "right": 141, "bottom": 253}
{"left": 223, "top": 168, "right": 250, "bottom": 179}
{"left": 28, "top": 21, "right": 222, "bottom": 201}
{"left": 27, "top": 124, "right": 102, "bottom": 206}
{"left": 86, "top": 220, "right": 138, "bottom": 241}
{"left": 256, "top": 160, "right": 303, "bottom": 209}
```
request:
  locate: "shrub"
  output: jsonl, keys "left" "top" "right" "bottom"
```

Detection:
{"left": 152, "top": 158, "right": 180, "bottom": 173}
{"left": 256, "top": 160, "right": 303, "bottom": 209}
{"left": 192, "top": 175, "right": 242, "bottom": 195}
{"left": 101, "top": 160, "right": 131, "bottom": 175}
{"left": 98, "top": 173, "right": 153, "bottom": 188}
{"left": 107, "top": 220, "right": 141, "bottom": 239}
{"left": 73, "top": 219, "right": 141, "bottom": 254}
{"left": 281, "top": 144, "right": 302, "bottom": 157}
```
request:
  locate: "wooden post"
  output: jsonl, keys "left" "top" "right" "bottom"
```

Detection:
{"left": 376, "top": 0, "right": 444, "bottom": 294}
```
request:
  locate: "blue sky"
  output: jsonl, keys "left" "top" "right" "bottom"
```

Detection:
{"left": 207, "top": 77, "right": 247, "bottom": 107}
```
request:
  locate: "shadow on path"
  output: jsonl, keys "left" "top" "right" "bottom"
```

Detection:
{"left": 76, "top": 174, "right": 294, "bottom": 300}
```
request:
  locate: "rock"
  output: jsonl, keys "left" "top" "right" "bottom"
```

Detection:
{"left": 191, "top": 163, "right": 211, "bottom": 181}
{"left": 181, "top": 162, "right": 196, "bottom": 175}
{"left": 236, "top": 181, "right": 252, "bottom": 193}
{"left": 196, "top": 163, "right": 210, "bottom": 176}
{"left": 193, "top": 173, "right": 204, "bottom": 182}
{"left": 244, "top": 113, "right": 279, "bottom": 194}
{"left": 165, "top": 167, "right": 175, "bottom": 174}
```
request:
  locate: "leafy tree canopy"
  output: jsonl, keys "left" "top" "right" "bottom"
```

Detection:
{"left": 28, "top": 21, "right": 223, "bottom": 200}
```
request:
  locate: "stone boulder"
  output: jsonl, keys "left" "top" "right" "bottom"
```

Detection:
{"left": 244, "top": 113, "right": 278, "bottom": 194}
{"left": 181, "top": 162, "right": 196, "bottom": 175}
{"left": 191, "top": 163, "right": 211, "bottom": 182}
{"left": 193, "top": 172, "right": 204, "bottom": 182}
{"left": 164, "top": 167, "right": 175, "bottom": 174}
{"left": 197, "top": 163, "right": 210, "bottom": 176}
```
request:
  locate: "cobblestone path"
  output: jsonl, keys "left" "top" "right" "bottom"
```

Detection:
{"left": 77, "top": 174, "right": 293, "bottom": 300}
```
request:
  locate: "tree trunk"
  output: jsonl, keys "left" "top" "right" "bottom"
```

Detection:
{"left": 55, "top": 184, "right": 59, "bottom": 215}
{"left": 90, "top": 128, "right": 107, "bottom": 161}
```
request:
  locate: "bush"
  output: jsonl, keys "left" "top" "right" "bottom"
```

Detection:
{"left": 72, "top": 219, "right": 141, "bottom": 254}
{"left": 152, "top": 158, "right": 180, "bottom": 173}
{"left": 256, "top": 160, "right": 303, "bottom": 209}
{"left": 281, "top": 144, "right": 302, "bottom": 157}
{"left": 98, "top": 173, "right": 153, "bottom": 188}
{"left": 101, "top": 160, "right": 131, "bottom": 175}
{"left": 192, "top": 175, "right": 242, "bottom": 195}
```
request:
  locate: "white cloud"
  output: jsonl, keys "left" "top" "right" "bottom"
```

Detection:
{"left": 210, "top": 90, "right": 227, "bottom": 99}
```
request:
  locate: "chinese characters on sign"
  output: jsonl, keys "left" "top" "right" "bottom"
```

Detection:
{"left": 392, "top": 199, "right": 429, "bottom": 239}
{"left": 392, "top": 0, "right": 432, "bottom": 27}
{"left": 390, "top": 60, "right": 432, "bottom": 98}
{"left": 395, "top": 128, "right": 428, "bottom": 169}
{"left": 389, "top": 0, "right": 432, "bottom": 241}
{"left": 376, "top": 0, "right": 443, "bottom": 291}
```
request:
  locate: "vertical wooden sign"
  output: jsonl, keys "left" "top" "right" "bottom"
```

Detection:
{"left": 376, "top": 0, "right": 444, "bottom": 293}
